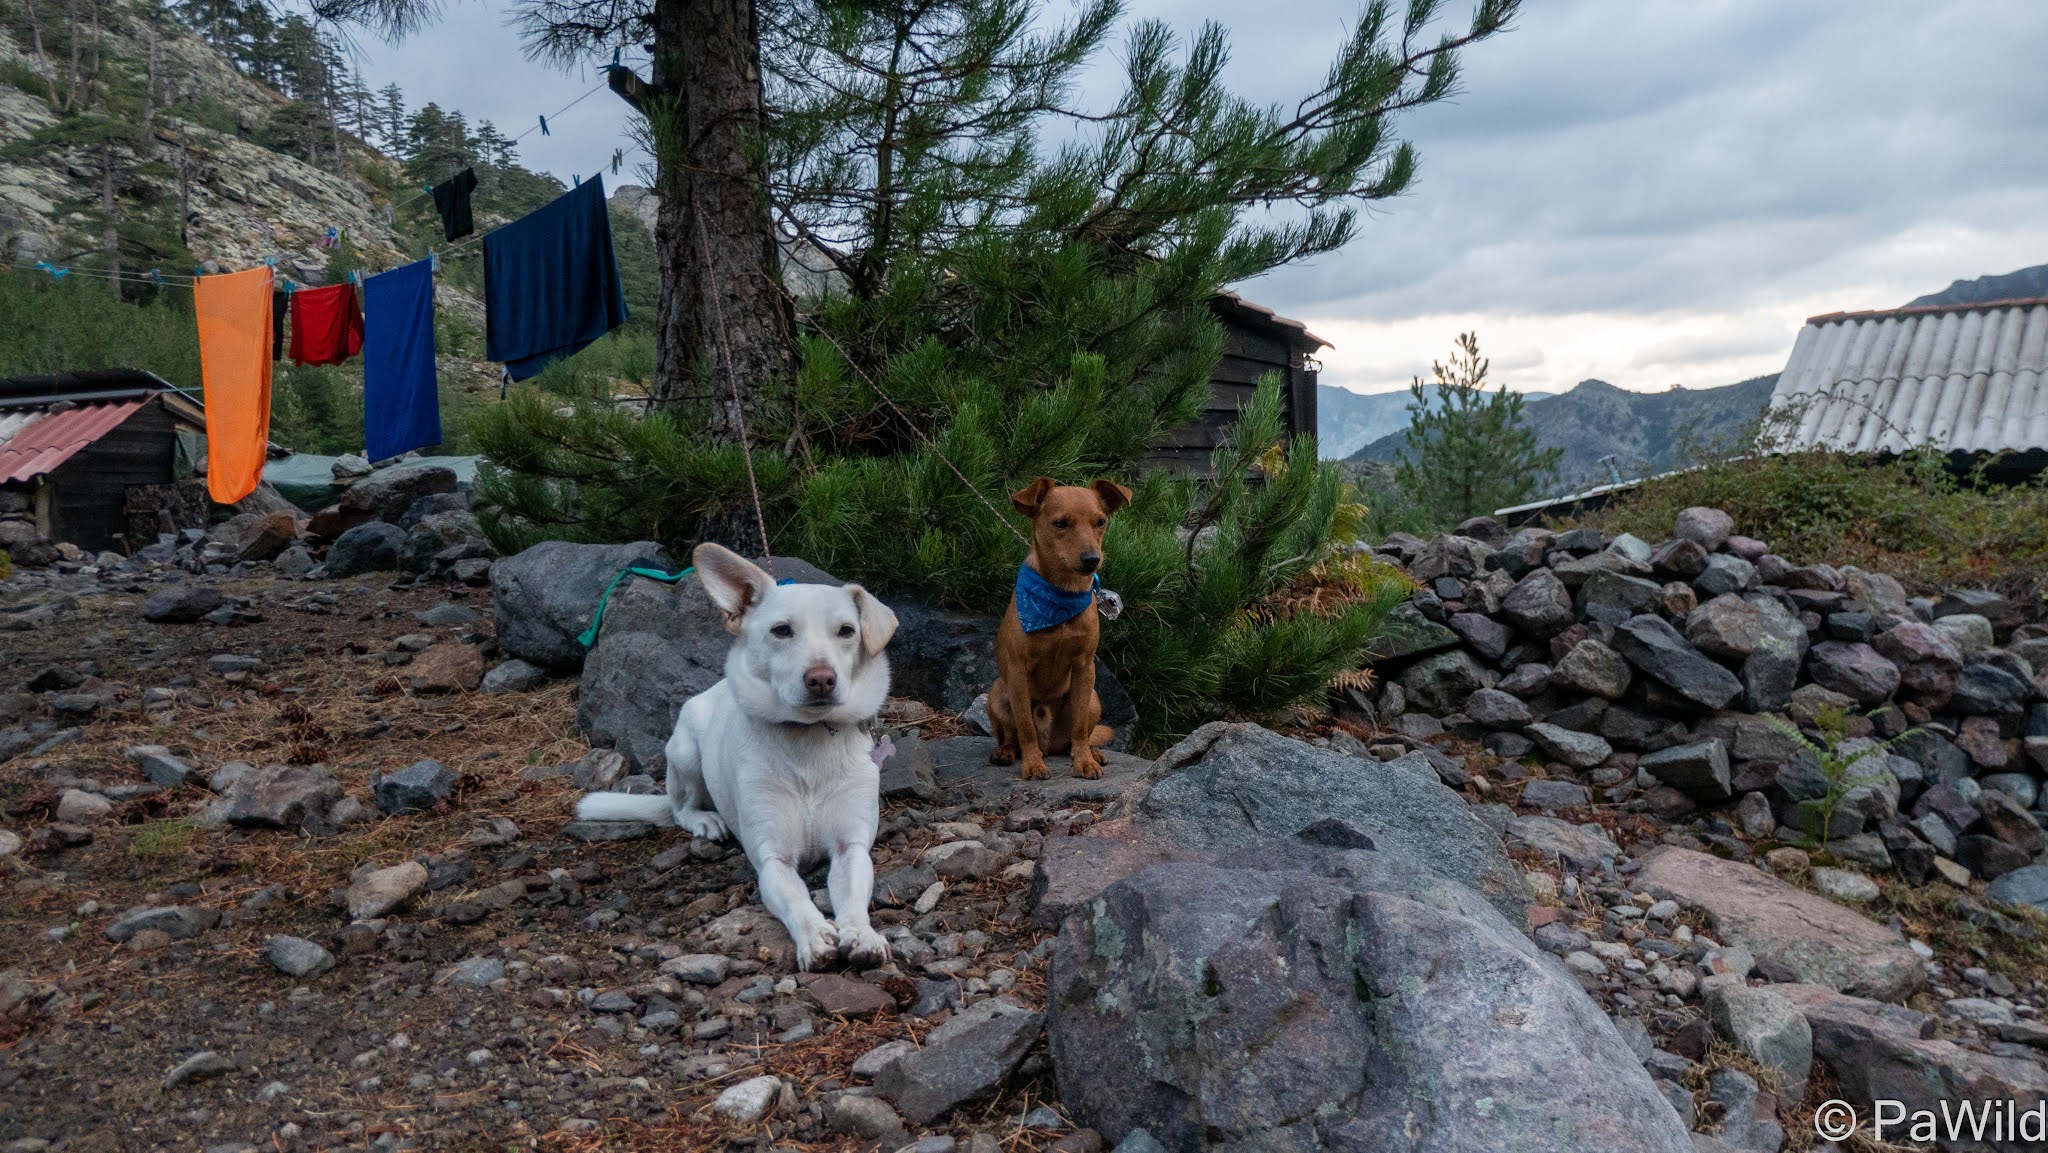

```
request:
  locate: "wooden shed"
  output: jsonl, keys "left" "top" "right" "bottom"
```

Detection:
{"left": 0, "top": 370, "right": 210, "bottom": 554}
{"left": 1144, "top": 291, "right": 1329, "bottom": 475}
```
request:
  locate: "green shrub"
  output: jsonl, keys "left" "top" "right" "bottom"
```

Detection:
{"left": 1583, "top": 448, "right": 2048, "bottom": 603}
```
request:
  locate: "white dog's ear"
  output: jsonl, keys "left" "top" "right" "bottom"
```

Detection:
{"left": 694, "top": 543, "right": 775, "bottom": 634}
{"left": 847, "top": 584, "right": 897, "bottom": 657}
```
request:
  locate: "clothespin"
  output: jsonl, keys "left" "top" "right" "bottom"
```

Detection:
{"left": 538, "top": 115, "right": 550, "bottom": 136}
{"left": 385, "top": 205, "right": 395, "bottom": 224}
{"left": 149, "top": 268, "right": 163, "bottom": 287}
{"left": 572, "top": 173, "right": 581, "bottom": 186}
{"left": 500, "top": 366, "right": 511, "bottom": 401}
{"left": 612, "top": 148, "right": 623, "bottom": 175}
{"left": 430, "top": 250, "right": 441, "bottom": 273}
{"left": 611, "top": 46, "right": 621, "bottom": 67}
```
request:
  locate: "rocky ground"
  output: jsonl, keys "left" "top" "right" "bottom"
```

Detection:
{"left": 6, "top": 479, "right": 2048, "bottom": 1153}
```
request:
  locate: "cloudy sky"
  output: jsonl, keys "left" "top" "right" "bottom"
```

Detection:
{"left": 349, "top": 0, "right": 2048, "bottom": 397}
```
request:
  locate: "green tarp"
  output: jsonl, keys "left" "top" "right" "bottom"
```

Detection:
{"left": 263, "top": 454, "right": 485, "bottom": 513}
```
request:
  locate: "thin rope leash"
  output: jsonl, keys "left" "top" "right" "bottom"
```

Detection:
{"left": 692, "top": 184, "right": 774, "bottom": 559}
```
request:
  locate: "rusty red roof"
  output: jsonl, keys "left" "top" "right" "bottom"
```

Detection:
{"left": 0, "top": 398, "right": 147, "bottom": 484}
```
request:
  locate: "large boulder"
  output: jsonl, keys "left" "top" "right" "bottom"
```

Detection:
{"left": 1047, "top": 849, "right": 1693, "bottom": 1153}
{"left": 1133, "top": 723, "right": 1528, "bottom": 922}
{"left": 491, "top": 540, "right": 678, "bottom": 672}
{"left": 1776, "top": 983, "right": 2048, "bottom": 1153}
{"left": 399, "top": 511, "right": 491, "bottom": 574}
{"left": 1872, "top": 621, "right": 1965, "bottom": 709}
{"left": 325, "top": 521, "right": 405, "bottom": 577}
{"left": 1500, "top": 568, "right": 1575, "bottom": 637}
{"left": 1636, "top": 847, "right": 1922, "bottom": 1001}
{"left": 204, "top": 510, "right": 298, "bottom": 564}
{"left": 338, "top": 462, "right": 458, "bottom": 524}
{"left": 576, "top": 555, "right": 835, "bottom": 771}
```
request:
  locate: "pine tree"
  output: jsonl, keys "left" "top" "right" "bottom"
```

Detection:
{"left": 1393, "top": 332, "right": 1561, "bottom": 525}
{"left": 376, "top": 83, "right": 407, "bottom": 153}
{"left": 465, "top": 0, "right": 1517, "bottom": 742}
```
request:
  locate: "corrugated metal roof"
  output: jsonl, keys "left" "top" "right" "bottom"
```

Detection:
{"left": 1766, "top": 296, "right": 2048, "bottom": 455}
{"left": 0, "top": 399, "right": 147, "bottom": 483}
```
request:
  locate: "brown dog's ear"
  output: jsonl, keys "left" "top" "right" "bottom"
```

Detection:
{"left": 693, "top": 542, "right": 775, "bottom": 634}
{"left": 1010, "top": 476, "right": 1056, "bottom": 518}
{"left": 1092, "top": 478, "right": 1133, "bottom": 514}
{"left": 846, "top": 584, "right": 898, "bottom": 658}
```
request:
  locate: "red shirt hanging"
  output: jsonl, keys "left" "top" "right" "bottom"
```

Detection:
{"left": 287, "top": 282, "right": 365, "bottom": 367}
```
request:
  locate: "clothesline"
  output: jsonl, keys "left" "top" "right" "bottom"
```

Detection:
{"left": 384, "top": 76, "right": 621, "bottom": 219}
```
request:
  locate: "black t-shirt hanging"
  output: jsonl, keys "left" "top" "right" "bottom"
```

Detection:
{"left": 430, "top": 168, "right": 479, "bottom": 242}
{"left": 271, "top": 288, "right": 287, "bottom": 360}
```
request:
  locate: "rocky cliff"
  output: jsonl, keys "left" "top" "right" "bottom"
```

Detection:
{"left": 0, "top": 0, "right": 408, "bottom": 283}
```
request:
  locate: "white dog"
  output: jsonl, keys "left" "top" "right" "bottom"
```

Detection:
{"left": 576, "top": 543, "right": 899, "bottom": 971}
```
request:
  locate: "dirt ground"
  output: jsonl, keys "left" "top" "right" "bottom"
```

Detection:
{"left": 0, "top": 567, "right": 1073, "bottom": 1153}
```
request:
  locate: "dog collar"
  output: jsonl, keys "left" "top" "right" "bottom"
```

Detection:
{"left": 1015, "top": 564, "right": 1097, "bottom": 633}
{"left": 779, "top": 719, "right": 839, "bottom": 735}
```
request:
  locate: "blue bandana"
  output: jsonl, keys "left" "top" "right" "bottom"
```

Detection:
{"left": 1015, "top": 564, "right": 1098, "bottom": 633}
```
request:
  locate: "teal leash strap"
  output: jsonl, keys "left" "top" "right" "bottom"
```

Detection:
{"left": 577, "top": 566, "right": 693, "bottom": 649}
{"left": 575, "top": 565, "right": 802, "bottom": 649}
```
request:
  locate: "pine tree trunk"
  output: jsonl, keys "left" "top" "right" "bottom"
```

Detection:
{"left": 645, "top": 0, "right": 795, "bottom": 426}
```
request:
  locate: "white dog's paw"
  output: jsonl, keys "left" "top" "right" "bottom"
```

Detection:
{"left": 792, "top": 920, "right": 840, "bottom": 972}
{"left": 836, "top": 922, "right": 890, "bottom": 969}
{"left": 676, "top": 809, "right": 728, "bottom": 841}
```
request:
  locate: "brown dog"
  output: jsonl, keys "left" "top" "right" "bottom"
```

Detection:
{"left": 988, "top": 476, "right": 1131, "bottom": 780}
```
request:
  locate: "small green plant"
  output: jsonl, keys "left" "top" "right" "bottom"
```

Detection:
{"left": 1767, "top": 705, "right": 1912, "bottom": 848}
{"left": 129, "top": 819, "right": 197, "bottom": 862}
{"left": 0, "top": 548, "right": 13, "bottom": 581}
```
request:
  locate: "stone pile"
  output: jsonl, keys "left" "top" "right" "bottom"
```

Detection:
{"left": 1357, "top": 508, "right": 2048, "bottom": 904}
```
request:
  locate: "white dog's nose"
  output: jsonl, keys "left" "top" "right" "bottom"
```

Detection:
{"left": 803, "top": 664, "right": 837, "bottom": 700}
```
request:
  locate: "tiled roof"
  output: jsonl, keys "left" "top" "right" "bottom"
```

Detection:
{"left": 0, "top": 399, "right": 148, "bottom": 483}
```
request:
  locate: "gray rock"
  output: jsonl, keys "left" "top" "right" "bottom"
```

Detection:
{"left": 1526, "top": 722, "right": 1613, "bottom": 769}
{"left": 339, "top": 462, "right": 458, "bottom": 524}
{"left": 1612, "top": 615, "right": 1744, "bottom": 711}
{"left": 1932, "top": 613, "right": 1996, "bottom": 658}
{"left": 490, "top": 540, "right": 680, "bottom": 673}
{"left": 876, "top": 996, "right": 1042, "bottom": 1125}
{"left": 266, "top": 935, "right": 335, "bottom": 978}
{"left": 162, "top": 1051, "right": 236, "bottom": 1090}
{"left": 1986, "top": 864, "right": 2048, "bottom": 913}
{"left": 324, "top": 521, "right": 405, "bottom": 577}
{"left": 1398, "top": 650, "right": 1487, "bottom": 716}
{"left": 1639, "top": 739, "right": 1732, "bottom": 802}
{"left": 480, "top": 658, "right": 548, "bottom": 695}
{"left": 576, "top": 555, "right": 837, "bottom": 769}
{"left": 1137, "top": 723, "right": 1529, "bottom": 922}
{"left": 1522, "top": 779, "right": 1592, "bottom": 809}
{"left": 446, "top": 956, "right": 505, "bottom": 988}
{"left": 1636, "top": 848, "right": 1922, "bottom": 1001}
{"left": 1446, "top": 612, "right": 1513, "bottom": 662}
{"left": 1673, "top": 507, "right": 1735, "bottom": 550}
{"left": 1704, "top": 983, "right": 1812, "bottom": 1101}
{"left": 1805, "top": 642, "right": 1901, "bottom": 706}
{"left": 1365, "top": 604, "right": 1462, "bottom": 662}
{"left": 224, "top": 764, "right": 344, "bottom": 830}
{"left": 1506, "top": 815, "right": 1620, "bottom": 869}
{"left": 1553, "top": 639, "right": 1633, "bottom": 699}
{"left": 1577, "top": 570, "right": 1663, "bottom": 624}
{"left": 1501, "top": 568, "right": 1575, "bottom": 637}
{"left": 125, "top": 744, "right": 196, "bottom": 788}
{"left": 142, "top": 585, "right": 227, "bottom": 623}
{"left": 1463, "top": 687, "right": 1532, "bottom": 729}
{"left": 346, "top": 861, "right": 428, "bottom": 920}
{"left": 1951, "top": 662, "right": 2032, "bottom": 716}
{"left": 825, "top": 1093, "right": 906, "bottom": 1139}
{"left": 1692, "top": 554, "right": 1756, "bottom": 598}
{"left": 1047, "top": 860, "right": 1694, "bottom": 1153}
{"left": 400, "top": 511, "right": 490, "bottom": 574}
{"left": 373, "top": 759, "right": 457, "bottom": 815}
{"left": 1777, "top": 982, "right": 2048, "bottom": 1149}
{"left": 106, "top": 905, "right": 220, "bottom": 943}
